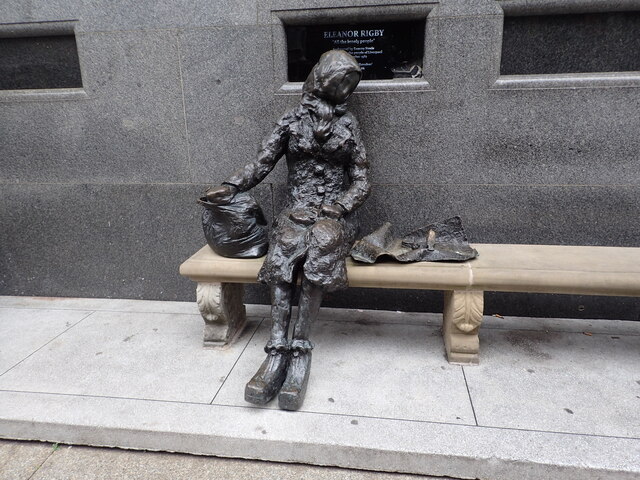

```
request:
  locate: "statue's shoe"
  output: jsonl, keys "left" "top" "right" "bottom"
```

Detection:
{"left": 245, "top": 352, "right": 289, "bottom": 405}
{"left": 278, "top": 351, "right": 312, "bottom": 411}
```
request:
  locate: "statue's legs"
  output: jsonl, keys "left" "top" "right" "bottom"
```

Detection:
{"left": 245, "top": 282, "right": 294, "bottom": 405}
{"left": 278, "top": 278, "right": 323, "bottom": 411}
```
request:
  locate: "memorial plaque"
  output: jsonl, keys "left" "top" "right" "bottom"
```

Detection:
{"left": 286, "top": 20, "right": 425, "bottom": 81}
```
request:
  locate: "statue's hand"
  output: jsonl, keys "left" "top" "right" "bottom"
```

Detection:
{"left": 206, "top": 184, "right": 238, "bottom": 205}
{"left": 320, "top": 203, "right": 346, "bottom": 219}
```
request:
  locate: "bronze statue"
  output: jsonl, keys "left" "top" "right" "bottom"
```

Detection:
{"left": 206, "top": 50, "right": 370, "bottom": 410}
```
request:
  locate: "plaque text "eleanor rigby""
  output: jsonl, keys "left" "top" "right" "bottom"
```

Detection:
{"left": 323, "top": 29, "right": 385, "bottom": 39}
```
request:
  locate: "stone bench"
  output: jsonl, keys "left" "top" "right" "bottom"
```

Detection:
{"left": 179, "top": 244, "right": 640, "bottom": 365}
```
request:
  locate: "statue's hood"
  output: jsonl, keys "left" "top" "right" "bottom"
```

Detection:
{"left": 303, "top": 50, "right": 362, "bottom": 104}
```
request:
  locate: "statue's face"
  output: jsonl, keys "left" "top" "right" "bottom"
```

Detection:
{"left": 333, "top": 71, "right": 361, "bottom": 103}
{"left": 317, "top": 70, "right": 361, "bottom": 104}
{"left": 304, "top": 50, "right": 362, "bottom": 104}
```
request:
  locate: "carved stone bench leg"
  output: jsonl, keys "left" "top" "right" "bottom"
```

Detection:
{"left": 442, "top": 290, "right": 484, "bottom": 365}
{"left": 196, "top": 282, "right": 247, "bottom": 347}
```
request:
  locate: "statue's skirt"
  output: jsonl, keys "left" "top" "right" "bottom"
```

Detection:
{"left": 257, "top": 210, "right": 356, "bottom": 292}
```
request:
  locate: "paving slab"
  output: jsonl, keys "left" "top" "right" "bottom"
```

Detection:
{"left": 0, "top": 439, "right": 54, "bottom": 480}
{"left": 465, "top": 327, "right": 640, "bottom": 438}
{"left": 1, "top": 390, "right": 639, "bottom": 480}
{"left": 0, "top": 308, "right": 91, "bottom": 373}
{"left": 0, "top": 296, "right": 639, "bottom": 479}
{"left": 0, "top": 311, "right": 262, "bottom": 403}
{"left": 215, "top": 320, "right": 476, "bottom": 425}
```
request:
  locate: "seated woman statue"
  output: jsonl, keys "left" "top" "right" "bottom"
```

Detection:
{"left": 206, "top": 50, "right": 370, "bottom": 410}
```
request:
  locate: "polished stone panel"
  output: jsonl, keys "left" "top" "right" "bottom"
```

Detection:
{"left": 0, "top": 3, "right": 28, "bottom": 25}
{"left": 0, "top": 0, "right": 258, "bottom": 31}
{"left": 270, "top": 0, "right": 430, "bottom": 10}
{"left": 484, "top": 292, "right": 640, "bottom": 323}
{"left": 348, "top": 91, "right": 443, "bottom": 186}
{"left": 272, "top": 181, "right": 640, "bottom": 247}
{"left": 301, "top": 91, "right": 490, "bottom": 187}
{"left": 0, "top": 183, "right": 272, "bottom": 304}
{"left": 322, "top": 286, "right": 640, "bottom": 323}
{"left": 428, "top": 5, "right": 503, "bottom": 92}
{"left": 499, "top": 0, "right": 640, "bottom": 16}
{"left": 263, "top": 0, "right": 434, "bottom": 25}
{"left": 322, "top": 287, "right": 444, "bottom": 316}
{"left": 433, "top": 0, "right": 503, "bottom": 17}
{"left": 178, "top": 26, "right": 276, "bottom": 185}
{"left": 0, "top": 30, "right": 189, "bottom": 184}
{"left": 353, "top": 184, "right": 640, "bottom": 247}
{"left": 483, "top": 87, "right": 640, "bottom": 186}
{"left": 1, "top": 0, "right": 639, "bottom": 322}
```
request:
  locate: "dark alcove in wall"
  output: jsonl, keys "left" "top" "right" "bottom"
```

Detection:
{"left": 0, "top": 34, "right": 82, "bottom": 90}
{"left": 501, "top": 11, "right": 640, "bottom": 75}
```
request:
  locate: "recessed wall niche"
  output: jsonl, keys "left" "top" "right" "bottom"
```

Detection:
{"left": 500, "top": 11, "right": 640, "bottom": 75}
{"left": 286, "top": 20, "right": 426, "bottom": 81}
{"left": 0, "top": 25, "right": 82, "bottom": 90}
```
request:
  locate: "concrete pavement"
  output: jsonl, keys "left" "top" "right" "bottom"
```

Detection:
{"left": 0, "top": 296, "right": 639, "bottom": 479}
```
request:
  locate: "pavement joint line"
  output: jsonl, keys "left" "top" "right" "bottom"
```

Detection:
{"left": 213, "top": 403, "right": 476, "bottom": 429}
{"left": 460, "top": 366, "right": 479, "bottom": 426}
{"left": 0, "top": 389, "right": 211, "bottom": 406}
{"left": 209, "top": 318, "right": 265, "bottom": 405}
{"left": 2, "top": 388, "right": 640, "bottom": 442}
{"left": 0, "top": 310, "right": 96, "bottom": 378}
{"left": 206, "top": 401, "right": 640, "bottom": 442}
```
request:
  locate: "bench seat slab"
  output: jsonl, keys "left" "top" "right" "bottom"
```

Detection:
{"left": 181, "top": 244, "right": 640, "bottom": 362}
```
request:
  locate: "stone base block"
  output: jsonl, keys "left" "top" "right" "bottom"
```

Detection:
{"left": 443, "top": 290, "right": 484, "bottom": 365}
{"left": 196, "top": 282, "right": 247, "bottom": 346}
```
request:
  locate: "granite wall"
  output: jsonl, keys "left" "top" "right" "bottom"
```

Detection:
{"left": 1, "top": 0, "right": 639, "bottom": 320}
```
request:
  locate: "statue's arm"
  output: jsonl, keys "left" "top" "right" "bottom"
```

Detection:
{"left": 223, "top": 112, "right": 292, "bottom": 192}
{"left": 335, "top": 116, "right": 371, "bottom": 214}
